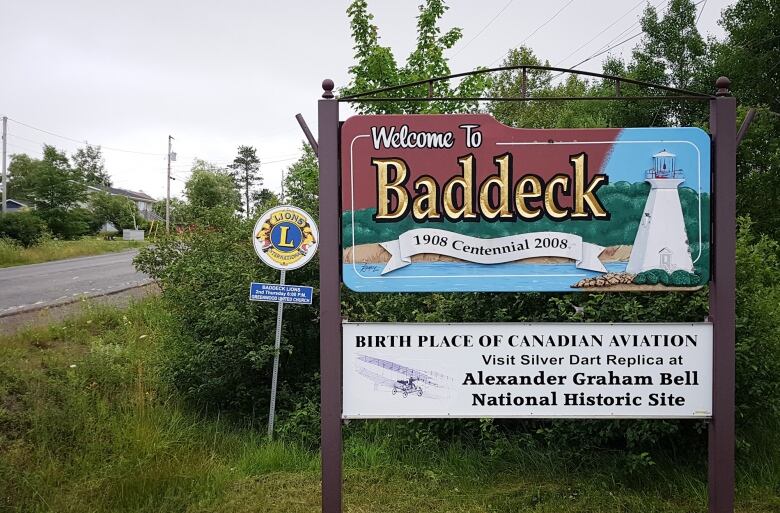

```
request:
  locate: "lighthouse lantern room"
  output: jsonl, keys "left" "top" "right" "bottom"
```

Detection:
{"left": 646, "top": 149, "right": 684, "bottom": 179}
{"left": 626, "top": 150, "right": 695, "bottom": 275}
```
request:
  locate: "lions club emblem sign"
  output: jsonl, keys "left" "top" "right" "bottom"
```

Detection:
{"left": 253, "top": 206, "right": 319, "bottom": 270}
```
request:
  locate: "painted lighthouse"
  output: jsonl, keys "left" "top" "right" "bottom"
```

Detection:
{"left": 626, "top": 150, "right": 694, "bottom": 274}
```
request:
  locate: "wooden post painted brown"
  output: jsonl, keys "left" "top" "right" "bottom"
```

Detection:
{"left": 708, "top": 76, "right": 737, "bottom": 513}
{"left": 318, "top": 79, "right": 343, "bottom": 513}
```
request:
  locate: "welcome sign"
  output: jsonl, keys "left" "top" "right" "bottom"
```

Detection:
{"left": 341, "top": 114, "right": 711, "bottom": 292}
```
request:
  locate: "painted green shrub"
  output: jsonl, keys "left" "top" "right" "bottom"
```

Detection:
{"left": 633, "top": 269, "right": 701, "bottom": 287}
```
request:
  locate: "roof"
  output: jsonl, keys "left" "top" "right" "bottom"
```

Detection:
{"left": 87, "top": 185, "right": 156, "bottom": 202}
{"left": 653, "top": 149, "right": 676, "bottom": 158}
{"left": 4, "top": 199, "right": 29, "bottom": 208}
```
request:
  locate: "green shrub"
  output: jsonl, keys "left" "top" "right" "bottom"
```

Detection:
{"left": 138, "top": 211, "right": 780, "bottom": 455}
{"left": 0, "top": 211, "right": 48, "bottom": 247}
{"left": 41, "top": 207, "right": 94, "bottom": 239}
{"left": 134, "top": 209, "right": 320, "bottom": 415}
{"left": 733, "top": 218, "right": 780, "bottom": 424}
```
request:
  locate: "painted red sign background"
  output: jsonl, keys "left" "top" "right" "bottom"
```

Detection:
{"left": 341, "top": 114, "right": 619, "bottom": 213}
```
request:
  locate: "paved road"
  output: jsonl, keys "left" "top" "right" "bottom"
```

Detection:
{"left": 0, "top": 250, "right": 151, "bottom": 317}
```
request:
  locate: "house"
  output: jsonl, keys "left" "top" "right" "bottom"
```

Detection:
{"left": 3, "top": 199, "right": 30, "bottom": 213}
{"left": 86, "top": 185, "right": 161, "bottom": 222}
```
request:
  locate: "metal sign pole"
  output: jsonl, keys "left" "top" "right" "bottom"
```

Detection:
{"left": 318, "top": 79, "right": 343, "bottom": 513}
{"left": 708, "top": 77, "right": 737, "bottom": 513}
{"left": 267, "top": 269, "right": 286, "bottom": 438}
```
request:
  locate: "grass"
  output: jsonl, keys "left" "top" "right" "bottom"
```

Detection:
{"left": 0, "top": 298, "right": 778, "bottom": 512}
{"left": 0, "top": 237, "right": 146, "bottom": 267}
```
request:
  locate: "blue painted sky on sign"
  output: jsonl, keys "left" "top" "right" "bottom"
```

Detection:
{"left": 601, "top": 128, "right": 711, "bottom": 192}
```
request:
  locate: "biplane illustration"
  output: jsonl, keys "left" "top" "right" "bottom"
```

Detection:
{"left": 354, "top": 355, "right": 452, "bottom": 399}
{"left": 393, "top": 376, "right": 422, "bottom": 397}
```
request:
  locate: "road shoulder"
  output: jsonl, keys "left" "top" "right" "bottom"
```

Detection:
{"left": 0, "top": 283, "right": 160, "bottom": 335}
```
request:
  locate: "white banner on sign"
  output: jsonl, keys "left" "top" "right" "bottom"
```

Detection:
{"left": 379, "top": 229, "right": 607, "bottom": 275}
{"left": 342, "top": 323, "right": 712, "bottom": 419}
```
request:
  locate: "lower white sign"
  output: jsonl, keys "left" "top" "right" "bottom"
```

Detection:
{"left": 342, "top": 322, "right": 712, "bottom": 419}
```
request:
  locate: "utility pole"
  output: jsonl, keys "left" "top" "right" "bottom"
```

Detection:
{"left": 1, "top": 116, "right": 7, "bottom": 214}
{"left": 166, "top": 135, "right": 173, "bottom": 232}
{"left": 280, "top": 168, "right": 285, "bottom": 203}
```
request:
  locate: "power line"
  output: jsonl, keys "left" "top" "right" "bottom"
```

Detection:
{"left": 451, "top": 0, "right": 515, "bottom": 58}
{"left": 553, "top": 0, "right": 669, "bottom": 80}
{"left": 553, "top": 0, "right": 645, "bottom": 67}
{"left": 585, "top": 0, "right": 704, "bottom": 63}
{"left": 5, "top": 140, "right": 44, "bottom": 154}
{"left": 171, "top": 155, "right": 301, "bottom": 173}
{"left": 549, "top": 0, "right": 699, "bottom": 84}
{"left": 563, "top": 0, "right": 661, "bottom": 74}
{"left": 6, "top": 117, "right": 167, "bottom": 156}
{"left": 696, "top": 0, "right": 707, "bottom": 24}
{"left": 263, "top": 155, "right": 301, "bottom": 165}
{"left": 551, "top": 31, "right": 644, "bottom": 81}
{"left": 571, "top": 32, "right": 643, "bottom": 70}
{"left": 6, "top": 118, "right": 86, "bottom": 145}
{"left": 3, "top": 116, "right": 305, "bottom": 186}
{"left": 489, "top": 0, "right": 576, "bottom": 66}
{"left": 8, "top": 133, "right": 48, "bottom": 145}
{"left": 5, "top": 121, "right": 301, "bottom": 166}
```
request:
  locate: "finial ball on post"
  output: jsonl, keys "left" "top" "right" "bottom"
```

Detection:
{"left": 322, "top": 79, "right": 335, "bottom": 99}
{"left": 715, "top": 76, "right": 731, "bottom": 97}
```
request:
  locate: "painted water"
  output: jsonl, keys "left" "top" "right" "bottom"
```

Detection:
{"left": 343, "top": 261, "right": 628, "bottom": 292}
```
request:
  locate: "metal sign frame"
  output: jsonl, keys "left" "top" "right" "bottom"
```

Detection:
{"left": 317, "top": 68, "right": 736, "bottom": 513}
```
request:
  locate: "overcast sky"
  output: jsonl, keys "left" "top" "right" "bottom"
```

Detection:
{"left": 1, "top": 0, "right": 731, "bottom": 200}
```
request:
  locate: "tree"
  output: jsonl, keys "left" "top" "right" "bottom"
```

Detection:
{"left": 715, "top": 0, "right": 780, "bottom": 112}
{"left": 341, "top": 0, "right": 487, "bottom": 114}
{"left": 91, "top": 192, "right": 139, "bottom": 233}
{"left": 153, "top": 198, "right": 190, "bottom": 227}
{"left": 6, "top": 153, "right": 37, "bottom": 201}
{"left": 712, "top": 0, "right": 780, "bottom": 239}
{"left": 488, "top": 47, "right": 553, "bottom": 126}
{"left": 228, "top": 146, "right": 261, "bottom": 219}
{"left": 6, "top": 146, "right": 91, "bottom": 238}
{"left": 282, "top": 144, "right": 319, "bottom": 218}
{"left": 21, "top": 146, "right": 90, "bottom": 238}
{"left": 72, "top": 144, "right": 111, "bottom": 186}
{"left": 190, "top": 158, "right": 229, "bottom": 176}
{"left": 26, "top": 146, "right": 86, "bottom": 210}
{"left": 252, "top": 188, "right": 279, "bottom": 214}
{"left": 0, "top": 211, "right": 48, "bottom": 247}
{"left": 629, "top": 0, "right": 710, "bottom": 125}
{"left": 185, "top": 166, "right": 241, "bottom": 211}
